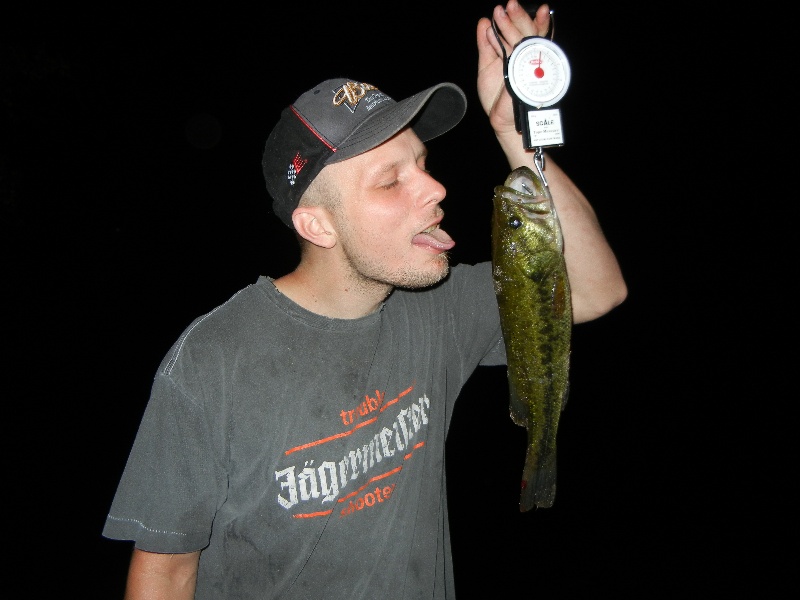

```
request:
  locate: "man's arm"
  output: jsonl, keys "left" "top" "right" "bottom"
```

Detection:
{"left": 124, "top": 548, "right": 200, "bottom": 600}
{"left": 477, "top": 1, "right": 627, "bottom": 323}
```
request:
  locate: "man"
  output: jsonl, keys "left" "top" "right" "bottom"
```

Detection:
{"left": 102, "top": 2, "right": 627, "bottom": 598}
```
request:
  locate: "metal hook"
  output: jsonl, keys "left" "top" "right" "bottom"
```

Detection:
{"left": 534, "top": 148, "right": 549, "bottom": 187}
{"left": 523, "top": 5, "right": 556, "bottom": 40}
{"left": 519, "top": 5, "right": 557, "bottom": 40}
{"left": 492, "top": 6, "right": 556, "bottom": 54}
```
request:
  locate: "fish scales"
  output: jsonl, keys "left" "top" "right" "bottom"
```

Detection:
{"left": 491, "top": 166, "right": 572, "bottom": 512}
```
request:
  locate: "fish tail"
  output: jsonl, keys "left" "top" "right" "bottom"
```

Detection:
{"left": 519, "top": 446, "right": 557, "bottom": 511}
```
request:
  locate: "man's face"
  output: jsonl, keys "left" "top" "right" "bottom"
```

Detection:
{"left": 326, "top": 128, "right": 455, "bottom": 290}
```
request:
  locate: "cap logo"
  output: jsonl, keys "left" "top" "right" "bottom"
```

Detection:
{"left": 287, "top": 152, "right": 308, "bottom": 187}
{"left": 332, "top": 81, "right": 379, "bottom": 113}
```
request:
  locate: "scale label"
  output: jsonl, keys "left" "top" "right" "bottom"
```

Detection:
{"left": 526, "top": 108, "right": 564, "bottom": 147}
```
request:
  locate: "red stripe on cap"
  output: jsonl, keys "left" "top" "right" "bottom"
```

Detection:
{"left": 290, "top": 105, "right": 337, "bottom": 153}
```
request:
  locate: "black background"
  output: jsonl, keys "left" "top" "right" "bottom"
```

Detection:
{"left": 2, "top": 1, "right": 789, "bottom": 597}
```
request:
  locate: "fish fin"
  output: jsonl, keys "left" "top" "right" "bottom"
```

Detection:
{"left": 519, "top": 446, "right": 557, "bottom": 511}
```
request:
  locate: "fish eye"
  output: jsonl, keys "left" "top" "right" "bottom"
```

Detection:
{"left": 509, "top": 217, "right": 522, "bottom": 229}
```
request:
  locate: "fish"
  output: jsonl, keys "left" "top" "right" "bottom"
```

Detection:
{"left": 491, "top": 165, "right": 572, "bottom": 512}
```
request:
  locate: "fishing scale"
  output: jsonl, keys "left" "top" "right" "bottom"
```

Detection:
{"left": 493, "top": 9, "right": 570, "bottom": 184}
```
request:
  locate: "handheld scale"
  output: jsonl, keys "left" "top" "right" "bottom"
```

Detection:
{"left": 493, "top": 10, "right": 570, "bottom": 182}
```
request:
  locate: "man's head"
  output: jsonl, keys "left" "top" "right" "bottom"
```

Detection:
{"left": 261, "top": 78, "right": 467, "bottom": 229}
{"left": 293, "top": 127, "right": 456, "bottom": 290}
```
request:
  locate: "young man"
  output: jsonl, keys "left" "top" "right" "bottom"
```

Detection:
{"left": 102, "top": 2, "right": 627, "bottom": 598}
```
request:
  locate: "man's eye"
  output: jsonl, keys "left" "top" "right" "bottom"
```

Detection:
{"left": 382, "top": 180, "right": 400, "bottom": 190}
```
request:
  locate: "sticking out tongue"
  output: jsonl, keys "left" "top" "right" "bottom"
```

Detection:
{"left": 412, "top": 227, "right": 455, "bottom": 251}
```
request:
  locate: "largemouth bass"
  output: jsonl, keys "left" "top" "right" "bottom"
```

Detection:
{"left": 491, "top": 165, "right": 572, "bottom": 511}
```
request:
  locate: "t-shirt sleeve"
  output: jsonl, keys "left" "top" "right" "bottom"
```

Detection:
{"left": 102, "top": 372, "right": 225, "bottom": 553}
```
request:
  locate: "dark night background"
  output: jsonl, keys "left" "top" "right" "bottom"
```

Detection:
{"left": 2, "top": 2, "right": 789, "bottom": 598}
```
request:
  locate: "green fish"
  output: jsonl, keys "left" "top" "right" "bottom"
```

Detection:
{"left": 491, "top": 165, "right": 572, "bottom": 511}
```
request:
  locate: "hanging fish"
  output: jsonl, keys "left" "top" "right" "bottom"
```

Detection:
{"left": 491, "top": 165, "right": 572, "bottom": 511}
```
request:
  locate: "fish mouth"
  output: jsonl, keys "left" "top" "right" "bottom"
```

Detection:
{"left": 516, "top": 198, "right": 550, "bottom": 219}
{"left": 497, "top": 187, "right": 552, "bottom": 220}
{"left": 494, "top": 171, "right": 564, "bottom": 251}
{"left": 505, "top": 167, "right": 545, "bottom": 197}
{"left": 412, "top": 220, "right": 455, "bottom": 252}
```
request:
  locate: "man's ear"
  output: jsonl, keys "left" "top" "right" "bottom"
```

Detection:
{"left": 291, "top": 209, "right": 336, "bottom": 248}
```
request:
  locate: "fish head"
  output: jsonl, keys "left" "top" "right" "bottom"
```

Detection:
{"left": 491, "top": 167, "right": 564, "bottom": 284}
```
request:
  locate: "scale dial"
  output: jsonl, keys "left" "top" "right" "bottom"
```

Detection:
{"left": 506, "top": 36, "right": 571, "bottom": 108}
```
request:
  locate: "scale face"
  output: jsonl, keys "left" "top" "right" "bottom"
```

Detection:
{"left": 506, "top": 36, "right": 571, "bottom": 109}
{"left": 504, "top": 35, "right": 571, "bottom": 149}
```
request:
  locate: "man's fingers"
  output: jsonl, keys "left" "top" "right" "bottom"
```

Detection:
{"left": 504, "top": 1, "right": 551, "bottom": 40}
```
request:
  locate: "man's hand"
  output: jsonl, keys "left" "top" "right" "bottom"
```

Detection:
{"left": 476, "top": 2, "right": 552, "bottom": 138}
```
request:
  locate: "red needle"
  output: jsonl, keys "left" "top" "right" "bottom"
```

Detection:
{"left": 533, "top": 51, "right": 544, "bottom": 79}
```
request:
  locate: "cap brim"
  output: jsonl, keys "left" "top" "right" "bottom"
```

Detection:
{"left": 327, "top": 82, "right": 467, "bottom": 164}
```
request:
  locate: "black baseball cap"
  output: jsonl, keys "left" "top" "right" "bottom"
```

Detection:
{"left": 262, "top": 78, "right": 467, "bottom": 228}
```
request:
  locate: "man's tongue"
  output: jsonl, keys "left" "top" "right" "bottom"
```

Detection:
{"left": 412, "top": 227, "right": 455, "bottom": 251}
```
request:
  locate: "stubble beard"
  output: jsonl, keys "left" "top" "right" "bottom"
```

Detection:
{"left": 343, "top": 247, "right": 451, "bottom": 292}
{"left": 327, "top": 185, "right": 451, "bottom": 291}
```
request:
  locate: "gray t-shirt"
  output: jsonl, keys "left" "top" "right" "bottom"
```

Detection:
{"left": 103, "top": 262, "right": 505, "bottom": 599}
